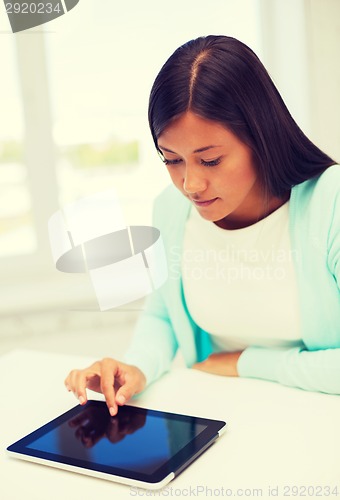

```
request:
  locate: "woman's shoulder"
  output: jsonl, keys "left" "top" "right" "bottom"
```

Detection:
{"left": 152, "top": 184, "right": 191, "bottom": 227}
{"left": 154, "top": 184, "right": 185, "bottom": 204}
{"left": 292, "top": 164, "right": 340, "bottom": 204}
{"left": 290, "top": 164, "right": 340, "bottom": 235}
{"left": 154, "top": 184, "right": 190, "bottom": 213}
{"left": 314, "top": 164, "right": 340, "bottom": 192}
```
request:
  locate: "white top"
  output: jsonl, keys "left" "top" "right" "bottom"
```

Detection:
{"left": 182, "top": 202, "right": 304, "bottom": 352}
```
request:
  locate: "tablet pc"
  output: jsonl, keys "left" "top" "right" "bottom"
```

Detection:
{"left": 7, "top": 400, "right": 226, "bottom": 490}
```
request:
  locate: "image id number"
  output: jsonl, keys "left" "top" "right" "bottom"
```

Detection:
{"left": 283, "top": 485, "right": 339, "bottom": 496}
{"left": 5, "top": 2, "right": 62, "bottom": 14}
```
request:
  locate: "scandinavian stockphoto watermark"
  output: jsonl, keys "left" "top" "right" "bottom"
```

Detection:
{"left": 169, "top": 245, "right": 299, "bottom": 283}
{"left": 4, "top": 0, "right": 79, "bottom": 33}
{"left": 48, "top": 189, "right": 168, "bottom": 311}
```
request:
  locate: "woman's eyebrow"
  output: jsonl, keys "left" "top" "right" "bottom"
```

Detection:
{"left": 158, "top": 145, "right": 222, "bottom": 154}
{"left": 194, "top": 145, "right": 222, "bottom": 153}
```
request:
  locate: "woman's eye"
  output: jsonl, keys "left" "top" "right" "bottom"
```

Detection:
{"left": 162, "top": 157, "right": 222, "bottom": 167}
{"left": 163, "top": 158, "right": 182, "bottom": 166}
{"left": 201, "top": 157, "right": 222, "bottom": 167}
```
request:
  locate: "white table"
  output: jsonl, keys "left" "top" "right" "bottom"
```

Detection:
{"left": 1, "top": 350, "right": 339, "bottom": 500}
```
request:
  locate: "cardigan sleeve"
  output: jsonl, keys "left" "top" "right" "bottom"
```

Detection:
{"left": 123, "top": 288, "right": 178, "bottom": 386}
{"left": 238, "top": 177, "right": 340, "bottom": 395}
{"left": 237, "top": 345, "right": 340, "bottom": 394}
{"left": 123, "top": 188, "right": 180, "bottom": 386}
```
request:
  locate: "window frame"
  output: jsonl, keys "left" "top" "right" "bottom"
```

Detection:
{"left": 0, "top": 32, "right": 59, "bottom": 284}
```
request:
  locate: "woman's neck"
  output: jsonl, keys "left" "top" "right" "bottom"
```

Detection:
{"left": 214, "top": 191, "right": 291, "bottom": 230}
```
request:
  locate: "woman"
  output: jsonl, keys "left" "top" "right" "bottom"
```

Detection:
{"left": 65, "top": 36, "right": 340, "bottom": 415}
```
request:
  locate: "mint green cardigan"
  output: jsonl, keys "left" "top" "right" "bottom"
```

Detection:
{"left": 124, "top": 165, "right": 340, "bottom": 394}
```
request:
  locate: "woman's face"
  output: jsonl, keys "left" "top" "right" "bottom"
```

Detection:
{"left": 157, "top": 111, "right": 266, "bottom": 229}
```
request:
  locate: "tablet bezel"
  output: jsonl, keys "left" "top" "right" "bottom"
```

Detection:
{"left": 6, "top": 401, "right": 226, "bottom": 489}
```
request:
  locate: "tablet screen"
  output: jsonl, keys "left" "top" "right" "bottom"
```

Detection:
{"left": 7, "top": 401, "right": 226, "bottom": 487}
{"left": 26, "top": 403, "right": 207, "bottom": 475}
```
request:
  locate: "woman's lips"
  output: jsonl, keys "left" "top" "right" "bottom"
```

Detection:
{"left": 191, "top": 197, "right": 218, "bottom": 207}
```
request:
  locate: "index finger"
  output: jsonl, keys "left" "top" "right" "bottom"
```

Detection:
{"left": 100, "top": 358, "right": 118, "bottom": 416}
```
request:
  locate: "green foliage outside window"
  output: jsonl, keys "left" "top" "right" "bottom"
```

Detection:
{"left": 65, "top": 138, "right": 139, "bottom": 168}
{"left": 0, "top": 141, "right": 23, "bottom": 163}
{"left": 0, "top": 138, "right": 139, "bottom": 168}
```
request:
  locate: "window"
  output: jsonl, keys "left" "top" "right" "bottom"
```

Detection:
{"left": 1, "top": 0, "right": 260, "bottom": 304}
{"left": 0, "top": 37, "right": 36, "bottom": 258}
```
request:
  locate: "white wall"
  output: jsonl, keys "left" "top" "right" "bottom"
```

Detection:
{"left": 258, "top": 0, "right": 312, "bottom": 135}
{"left": 258, "top": 0, "right": 340, "bottom": 161}
{"left": 306, "top": 0, "right": 340, "bottom": 161}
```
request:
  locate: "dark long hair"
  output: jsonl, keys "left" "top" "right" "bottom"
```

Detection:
{"left": 148, "top": 35, "right": 336, "bottom": 198}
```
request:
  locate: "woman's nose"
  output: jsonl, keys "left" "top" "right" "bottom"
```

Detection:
{"left": 183, "top": 167, "right": 207, "bottom": 194}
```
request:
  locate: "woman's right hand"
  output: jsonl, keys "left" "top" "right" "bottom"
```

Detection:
{"left": 64, "top": 358, "right": 146, "bottom": 416}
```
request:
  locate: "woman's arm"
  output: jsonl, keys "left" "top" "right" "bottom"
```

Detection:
{"left": 193, "top": 351, "right": 243, "bottom": 377}
{"left": 123, "top": 287, "right": 179, "bottom": 386}
{"left": 191, "top": 347, "right": 340, "bottom": 394}
{"left": 237, "top": 171, "right": 340, "bottom": 395}
{"left": 237, "top": 346, "right": 340, "bottom": 394}
{"left": 64, "top": 288, "right": 178, "bottom": 411}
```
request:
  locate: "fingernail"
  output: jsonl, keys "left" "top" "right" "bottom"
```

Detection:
{"left": 79, "top": 396, "right": 85, "bottom": 405}
{"left": 109, "top": 406, "right": 116, "bottom": 416}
